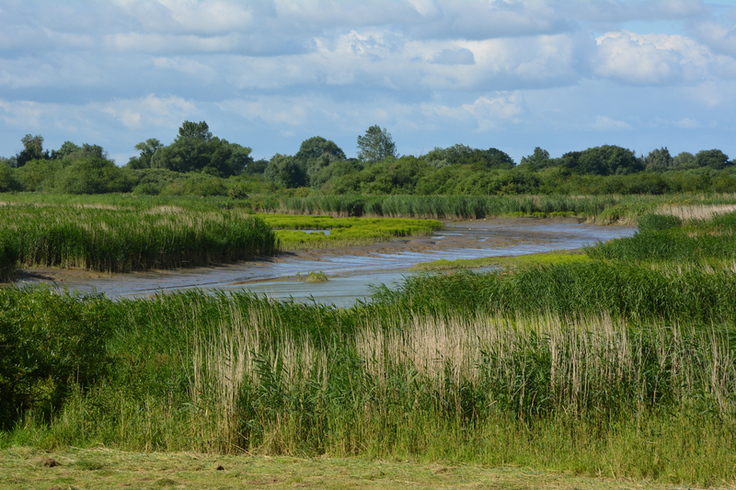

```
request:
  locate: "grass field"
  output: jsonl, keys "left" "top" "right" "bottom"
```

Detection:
{"left": 0, "top": 447, "right": 712, "bottom": 490}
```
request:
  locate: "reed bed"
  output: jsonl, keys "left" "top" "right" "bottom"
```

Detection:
{"left": 251, "top": 193, "right": 736, "bottom": 222}
{"left": 2, "top": 284, "right": 735, "bottom": 485}
{"left": 0, "top": 204, "right": 276, "bottom": 275}
{"left": 655, "top": 203, "right": 736, "bottom": 221}
{"left": 588, "top": 209, "right": 736, "bottom": 264}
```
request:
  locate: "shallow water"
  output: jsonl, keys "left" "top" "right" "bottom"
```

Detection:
{"left": 18, "top": 219, "right": 635, "bottom": 307}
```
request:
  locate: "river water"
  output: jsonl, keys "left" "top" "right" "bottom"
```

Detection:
{"left": 18, "top": 219, "right": 635, "bottom": 307}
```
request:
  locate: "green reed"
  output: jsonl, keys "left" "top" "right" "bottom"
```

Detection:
{"left": 588, "top": 210, "right": 736, "bottom": 264}
{"left": 2, "top": 279, "right": 736, "bottom": 485}
{"left": 0, "top": 204, "right": 276, "bottom": 274}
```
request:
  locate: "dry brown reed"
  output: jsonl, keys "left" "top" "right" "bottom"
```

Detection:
{"left": 656, "top": 204, "right": 736, "bottom": 221}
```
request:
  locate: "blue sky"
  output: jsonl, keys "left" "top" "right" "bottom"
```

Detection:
{"left": 1, "top": 0, "right": 735, "bottom": 165}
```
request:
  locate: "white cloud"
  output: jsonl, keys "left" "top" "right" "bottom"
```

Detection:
{"left": 0, "top": 100, "right": 45, "bottom": 129}
{"left": 111, "top": 0, "right": 256, "bottom": 35}
{"left": 594, "top": 31, "right": 683, "bottom": 84}
{"left": 593, "top": 30, "right": 729, "bottom": 85}
{"left": 592, "top": 115, "right": 632, "bottom": 130}
{"left": 152, "top": 57, "right": 219, "bottom": 81}
{"left": 101, "top": 95, "right": 195, "bottom": 129}
{"left": 219, "top": 97, "right": 310, "bottom": 126}
{"left": 674, "top": 117, "right": 701, "bottom": 129}
{"left": 462, "top": 92, "right": 525, "bottom": 131}
{"left": 691, "top": 20, "right": 736, "bottom": 58}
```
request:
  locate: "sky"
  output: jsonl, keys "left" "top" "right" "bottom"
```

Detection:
{"left": 1, "top": 0, "right": 736, "bottom": 165}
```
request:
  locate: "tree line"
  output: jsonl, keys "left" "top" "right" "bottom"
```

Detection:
{"left": 1, "top": 120, "right": 734, "bottom": 196}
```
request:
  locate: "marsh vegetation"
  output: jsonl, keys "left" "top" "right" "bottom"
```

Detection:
{"left": 2, "top": 204, "right": 736, "bottom": 487}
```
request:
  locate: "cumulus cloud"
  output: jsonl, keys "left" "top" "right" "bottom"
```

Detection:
{"left": 462, "top": 92, "right": 525, "bottom": 131}
{"left": 593, "top": 30, "right": 728, "bottom": 85}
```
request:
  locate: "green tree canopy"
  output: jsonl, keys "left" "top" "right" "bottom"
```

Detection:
{"left": 643, "top": 147, "right": 673, "bottom": 172}
{"left": 694, "top": 149, "right": 730, "bottom": 170}
{"left": 555, "top": 145, "right": 643, "bottom": 175}
{"left": 425, "top": 144, "right": 515, "bottom": 170}
{"left": 357, "top": 125, "right": 397, "bottom": 163}
{"left": 264, "top": 154, "right": 307, "bottom": 188}
{"left": 295, "top": 136, "right": 346, "bottom": 162}
{"left": 150, "top": 121, "right": 252, "bottom": 177}
{"left": 519, "top": 147, "right": 551, "bottom": 170}
{"left": 15, "top": 134, "right": 48, "bottom": 167}
{"left": 127, "top": 139, "right": 163, "bottom": 169}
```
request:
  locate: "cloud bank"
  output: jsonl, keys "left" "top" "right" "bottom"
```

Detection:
{"left": 1, "top": 0, "right": 734, "bottom": 163}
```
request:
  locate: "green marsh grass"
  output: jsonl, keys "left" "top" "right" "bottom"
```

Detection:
{"left": 0, "top": 204, "right": 276, "bottom": 275}
{"left": 588, "top": 210, "right": 736, "bottom": 264}
{"left": 2, "top": 285, "right": 735, "bottom": 485}
{"left": 410, "top": 250, "right": 590, "bottom": 271}
{"left": 256, "top": 213, "right": 444, "bottom": 250}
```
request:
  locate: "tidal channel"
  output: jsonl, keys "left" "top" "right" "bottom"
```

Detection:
{"left": 18, "top": 218, "right": 636, "bottom": 307}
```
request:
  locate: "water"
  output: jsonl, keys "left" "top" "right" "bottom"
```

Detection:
{"left": 18, "top": 219, "right": 635, "bottom": 307}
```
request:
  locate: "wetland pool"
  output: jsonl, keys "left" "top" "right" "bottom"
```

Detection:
{"left": 18, "top": 218, "right": 635, "bottom": 308}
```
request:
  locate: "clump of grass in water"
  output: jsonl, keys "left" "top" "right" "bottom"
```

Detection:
{"left": 295, "top": 271, "right": 328, "bottom": 283}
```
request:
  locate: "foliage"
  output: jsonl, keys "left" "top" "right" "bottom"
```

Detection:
{"left": 151, "top": 121, "right": 252, "bottom": 177}
{"left": 14, "top": 134, "right": 48, "bottom": 167}
{"left": 357, "top": 125, "right": 397, "bottom": 163}
{"left": 264, "top": 154, "right": 307, "bottom": 188}
{"left": 54, "top": 157, "right": 133, "bottom": 194}
{"left": 0, "top": 287, "right": 112, "bottom": 429}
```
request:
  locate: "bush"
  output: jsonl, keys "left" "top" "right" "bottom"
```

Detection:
{"left": 0, "top": 287, "right": 112, "bottom": 429}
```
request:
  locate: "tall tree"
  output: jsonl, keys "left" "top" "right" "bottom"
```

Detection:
{"left": 15, "top": 134, "right": 47, "bottom": 167}
{"left": 520, "top": 147, "right": 551, "bottom": 170}
{"left": 128, "top": 139, "right": 163, "bottom": 169}
{"left": 643, "top": 147, "right": 673, "bottom": 171}
{"left": 151, "top": 121, "right": 251, "bottom": 177}
{"left": 357, "top": 125, "right": 397, "bottom": 163}
{"left": 695, "top": 149, "right": 730, "bottom": 170}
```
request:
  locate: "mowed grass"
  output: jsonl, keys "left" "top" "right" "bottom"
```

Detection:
{"left": 1, "top": 447, "right": 694, "bottom": 490}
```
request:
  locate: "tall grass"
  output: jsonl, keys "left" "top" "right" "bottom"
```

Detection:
{"left": 0, "top": 204, "right": 276, "bottom": 275}
{"left": 2, "top": 285, "right": 735, "bottom": 485}
{"left": 252, "top": 193, "right": 736, "bottom": 222}
{"left": 588, "top": 210, "right": 736, "bottom": 264}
